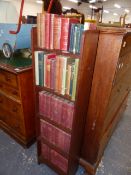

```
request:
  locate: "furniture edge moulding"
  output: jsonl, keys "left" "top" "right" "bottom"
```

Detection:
{"left": 81, "top": 27, "right": 129, "bottom": 175}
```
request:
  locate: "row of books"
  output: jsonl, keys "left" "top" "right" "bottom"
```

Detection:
{"left": 39, "top": 91, "right": 74, "bottom": 130}
{"left": 37, "top": 13, "right": 84, "bottom": 54}
{"left": 40, "top": 120, "right": 71, "bottom": 153}
{"left": 35, "top": 51, "right": 79, "bottom": 101}
{"left": 41, "top": 143, "right": 68, "bottom": 173}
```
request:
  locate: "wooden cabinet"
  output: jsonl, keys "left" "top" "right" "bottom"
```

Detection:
{"left": 0, "top": 62, "right": 35, "bottom": 147}
{"left": 80, "top": 27, "right": 131, "bottom": 175}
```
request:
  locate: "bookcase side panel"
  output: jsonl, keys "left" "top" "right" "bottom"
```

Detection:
{"left": 68, "top": 30, "right": 99, "bottom": 175}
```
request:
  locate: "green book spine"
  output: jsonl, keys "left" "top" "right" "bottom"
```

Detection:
{"left": 71, "top": 59, "right": 79, "bottom": 101}
{"left": 69, "top": 64, "right": 75, "bottom": 96}
{"left": 38, "top": 52, "right": 44, "bottom": 86}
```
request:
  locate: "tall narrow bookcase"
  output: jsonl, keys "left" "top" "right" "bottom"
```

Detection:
{"left": 32, "top": 26, "right": 99, "bottom": 175}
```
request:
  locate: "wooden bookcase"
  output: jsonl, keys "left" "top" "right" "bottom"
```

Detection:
{"left": 80, "top": 27, "right": 131, "bottom": 175}
{"left": 31, "top": 27, "right": 99, "bottom": 175}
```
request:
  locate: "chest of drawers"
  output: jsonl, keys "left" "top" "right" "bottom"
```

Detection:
{"left": 0, "top": 63, "right": 35, "bottom": 147}
{"left": 80, "top": 27, "right": 131, "bottom": 175}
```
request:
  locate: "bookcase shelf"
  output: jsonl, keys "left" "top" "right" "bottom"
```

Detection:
{"left": 38, "top": 136, "right": 69, "bottom": 159}
{"left": 32, "top": 24, "right": 99, "bottom": 175}
{"left": 34, "top": 48, "right": 80, "bottom": 59}
{"left": 35, "top": 85, "right": 74, "bottom": 102}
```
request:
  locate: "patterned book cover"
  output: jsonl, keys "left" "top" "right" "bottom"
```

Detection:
{"left": 58, "top": 56, "right": 63, "bottom": 94}
{"left": 61, "top": 57, "right": 67, "bottom": 95}
{"left": 53, "top": 16, "right": 61, "bottom": 50}
{"left": 60, "top": 18, "right": 79, "bottom": 51}
{"left": 65, "top": 64, "right": 72, "bottom": 95}
{"left": 50, "top": 14, "right": 57, "bottom": 50}
{"left": 51, "top": 150, "right": 68, "bottom": 173}
{"left": 39, "top": 91, "right": 47, "bottom": 116}
{"left": 45, "top": 13, "right": 51, "bottom": 49}
{"left": 57, "top": 97, "right": 63, "bottom": 124}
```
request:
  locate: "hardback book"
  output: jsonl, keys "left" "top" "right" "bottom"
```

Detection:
{"left": 55, "top": 56, "right": 60, "bottom": 92}
{"left": 38, "top": 51, "right": 44, "bottom": 86}
{"left": 45, "top": 13, "right": 51, "bottom": 49}
{"left": 65, "top": 64, "right": 72, "bottom": 95}
{"left": 50, "top": 59, "right": 56, "bottom": 89}
{"left": 44, "top": 53, "right": 56, "bottom": 88}
{"left": 53, "top": 16, "right": 62, "bottom": 50}
{"left": 71, "top": 59, "right": 79, "bottom": 101}
{"left": 41, "top": 13, "right": 46, "bottom": 48}
{"left": 69, "top": 64, "right": 75, "bottom": 96}
{"left": 50, "top": 14, "right": 57, "bottom": 50}
{"left": 60, "top": 18, "right": 79, "bottom": 51}
{"left": 34, "top": 51, "right": 39, "bottom": 85}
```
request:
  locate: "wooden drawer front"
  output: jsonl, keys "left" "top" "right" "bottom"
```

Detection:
{"left": 0, "top": 107, "right": 25, "bottom": 135}
{"left": 0, "top": 93, "right": 23, "bottom": 120}
{"left": 0, "top": 81, "right": 20, "bottom": 100}
{"left": 0, "top": 69, "right": 18, "bottom": 88}
{"left": 103, "top": 81, "right": 128, "bottom": 132}
{"left": 115, "top": 52, "right": 131, "bottom": 85}
{"left": 120, "top": 36, "right": 131, "bottom": 57}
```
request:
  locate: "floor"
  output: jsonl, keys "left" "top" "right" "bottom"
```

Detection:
{"left": 0, "top": 96, "right": 131, "bottom": 175}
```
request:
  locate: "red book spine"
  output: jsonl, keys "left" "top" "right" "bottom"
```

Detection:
{"left": 57, "top": 98, "right": 63, "bottom": 124}
{"left": 50, "top": 95, "right": 55, "bottom": 120}
{"left": 60, "top": 18, "right": 70, "bottom": 51}
{"left": 52, "top": 97, "right": 59, "bottom": 123}
{"left": 53, "top": 16, "right": 61, "bottom": 50}
{"left": 67, "top": 102, "right": 74, "bottom": 129}
{"left": 41, "top": 13, "right": 45, "bottom": 48}
{"left": 61, "top": 100, "right": 69, "bottom": 128}
{"left": 45, "top": 13, "right": 51, "bottom": 49}
{"left": 50, "top": 14, "right": 57, "bottom": 50}
{"left": 39, "top": 91, "right": 46, "bottom": 116}
{"left": 51, "top": 150, "right": 68, "bottom": 173}
{"left": 41, "top": 143, "right": 50, "bottom": 160}
{"left": 46, "top": 94, "right": 52, "bottom": 118}
{"left": 55, "top": 56, "right": 60, "bottom": 92}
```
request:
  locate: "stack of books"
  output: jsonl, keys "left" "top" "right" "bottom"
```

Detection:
{"left": 37, "top": 13, "right": 84, "bottom": 53}
{"left": 35, "top": 51, "right": 79, "bottom": 101}
{"left": 39, "top": 91, "right": 74, "bottom": 130}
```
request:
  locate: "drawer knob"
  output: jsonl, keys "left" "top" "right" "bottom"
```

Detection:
{"left": 12, "top": 107, "right": 18, "bottom": 112}
{"left": 12, "top": 91, "right": 18, "bottom": 95}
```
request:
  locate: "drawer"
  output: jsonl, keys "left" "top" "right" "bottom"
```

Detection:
{"left": 0, "top": 93, "right": 23, "bottom": 120}
{"left": 0, "top": 81, "right": 20, "bottom": 100}
{"left": 114, "top": 52, "right": 131, "bottom": 86}
{"left": 0, "top": 69, "right": 18, "bottom": 88}
{"left": 103, "top": 81, "right": 129, "bottom": 132}
{"left": 0, "top": 107, "right": 25, "bottom": 135}
{"left": 120, "top": 35, "right": 131, "bottom": 57}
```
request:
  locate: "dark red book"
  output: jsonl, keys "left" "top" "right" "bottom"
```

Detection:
{"left": 67, "top": 102, "right": 74, "bottom": 129}
{"left": 39, "top": 91, "right": 47, "bottom": 116}
{"left": 60, "top": 18, "right": 79, "bottom": 51}
{"left": 46, "top": 93, "right": 52, "bottom": 118}
{"left": 51, "top": 96, "right": 59, "bottom": 123}
{"left": 53, "top": 16, "right": 61, "bottom": 50}
{"left": 45, "top": 13, "right": 51, "bottom": 49}
{"left": 57, "top": 97, "right": 63, "bottom": 124}
{"left": 51, "top": 150, "right": 68, "bottom": 173}
{"left": 41, "top": 143, "right": 50, "bottom": 160}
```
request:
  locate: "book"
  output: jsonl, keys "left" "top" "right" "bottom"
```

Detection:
{"left": 50, "top": 59, "right": 56, "bottom": 89}
{"left": 53, "top": 16, "right": 61, "bottom": 50}
{"left": 34, "top": 51, "right": 39, "bottom": 85}
{"left": 60, "top": 18, "right": 79, "bottom": 51}
{"left": 41, "top": 13, "right": 46, "bottom": 48}
{"left": 72, "top": 59, "right": 79, "bottom": 101}
{"left": 50, "top": 14, "right": 57, "bottom": 50}
{"left": 37, "top": 13, "right": 41, "bottom": 48}
{"left": 66, "top": 64, "right": 72, "bottom": 95}
{"left": 45, "top": 13, "right": 51, "bottom": 49}
{"left": 55, "top": 56, "right": 60, "bottom": 92}
{"left": 38, "top": 51, "right": 44, "bottom": 86}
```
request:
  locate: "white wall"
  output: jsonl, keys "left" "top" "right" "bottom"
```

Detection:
{"left": 0, "top": 0, "right": 42, "bottom": 23}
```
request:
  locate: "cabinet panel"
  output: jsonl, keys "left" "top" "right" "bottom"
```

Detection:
{"left": 0, "top": 69, "right": 18, "bottom": 88}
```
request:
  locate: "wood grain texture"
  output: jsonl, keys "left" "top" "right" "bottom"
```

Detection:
{"left": 81, "top": 27, "right": 131, "bottom": 175}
